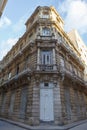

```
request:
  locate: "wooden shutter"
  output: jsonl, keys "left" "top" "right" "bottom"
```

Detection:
{"left": 20, "top": 87, "right": 28, "bottom": 119}
{"left": 64, "top": 87, "right": 71, "bottom": 119}
{"left": 74, "top": 90, "right": 80, "bottom": 117}
{"left": 9, "top": 90, "right": 15, "bottom": 115}
{"left": 1, "top": 93, "right": 7, "bottom": 113}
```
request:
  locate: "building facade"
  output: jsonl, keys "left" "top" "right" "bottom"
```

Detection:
{"left": 0, "top": 0, "right": 7, "bottom": 17}
{"left": 68, "top": 29, "right": 87, "bottom": 81}
{"left": 0, "top": 6, "right": 87, "bottom": 126}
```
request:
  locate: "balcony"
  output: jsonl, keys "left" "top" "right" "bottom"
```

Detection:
{"left": 37, "top": 64, "right": 57, "bottom": 72}
{"left": 58, "top": 41, "right": 84, "bottom": 69}
{"left": 0, "top": 68, "right": 31, "bottom": 87}
{"left": 59, "top": 65, "right": 85, "bottom": 85}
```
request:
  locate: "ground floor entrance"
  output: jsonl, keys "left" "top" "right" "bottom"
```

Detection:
{"left": 40, "top": 86, "right": 54, "bottom": 121}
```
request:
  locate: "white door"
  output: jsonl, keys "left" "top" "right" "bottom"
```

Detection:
{"left": 40, "top": 88, "right": 54, "bottom": 121}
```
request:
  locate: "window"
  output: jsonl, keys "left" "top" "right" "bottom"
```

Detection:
{"left": 69, "top": 64, "right": 72, "bottom": 72}
{"left": 42, "top": 14, "right": 49, "bottom": 18}
{"left": 42, "top": 27, "right": 51, "bottom": 36}
{"left": 73, "top": 67, "right": 77, "bottom": 75}
{"left": 20, "top": 43, "right": 23, "bottom": 49}
{"left": 24, "top": 56, "right": 29, "bottom": 69}
{"left": 8, "top": 72, "right": 11, "bottom": 79}
{"left": 44, "top": 83, "right": 49, "bottom": 87}
{"left": 9, "top": 90, "right": 15, "bottom": 115}
{"left": 60, "top": 57, "right": 64, "bottom": 67}
{"left": 74, "top": 90, "right": 81, "bottom": 117}
{"left": 41, "top": 50, "right": 52, "bottom": 65}
{"left": 64, "top": 87, "right": 71, "bottom": 119}
{"left": 1, "top": 93, "right": 7, "bottom": 113}
{"left": 16, "top": 64, "right": 19, "bottom": 74}
{"left": 20, "top": 87, "right": 28, "bottom": 119}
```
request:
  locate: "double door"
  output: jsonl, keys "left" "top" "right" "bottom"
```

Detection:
{"left": 40, "top": 88, "right": 54, "bottom": 121}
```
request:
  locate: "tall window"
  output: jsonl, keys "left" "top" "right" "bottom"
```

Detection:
{"left": 60, "top": 56, "right": 65, "bottom": 67}
{"left": 20, "top": 87, "right": 28, "bottom": 119}
{"left": 24, "top": 56, "right": 29, "bottom": 69}
{"left": 64, "top": 87, "right": 71, "bottom": 119}
{"left": 16, "top": 64, "right": 19, "bottom": 75}
{"left": 74, "top": 90, "right": 80, "bottom": 117}
{"left": 41, "top": 50, "right": 52, "bottom": 65}
{"left": 8, "top": 72, "right": 11, "bottom": 79}
{"left": 1, "top": 93, "right": 7, "bottom": 113}
{"left": 9, "top": 90, "right": 15, "bottom": 115}
{"left": 42, "top": 13, "right": 49, "bottom": 18}
{"left": 42, "top": 27, "right": 51, "bottom": 36}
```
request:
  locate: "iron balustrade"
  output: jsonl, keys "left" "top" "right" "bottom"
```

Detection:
{"left": 39, "top": 64, "right": 54, "bottom": 71}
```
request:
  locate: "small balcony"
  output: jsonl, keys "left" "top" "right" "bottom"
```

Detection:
{"left": 0, "top": 68, "right": 31, "bottom": 87}
{"left": 37, "top": 64, "right": 57, "bottom": 71}
{"left": 59, "top": 65, "right": 85, "bottom": 85}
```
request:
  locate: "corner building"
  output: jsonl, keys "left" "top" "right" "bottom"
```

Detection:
{"left": 0, "top": 6, "right": 87, "bottom": 126}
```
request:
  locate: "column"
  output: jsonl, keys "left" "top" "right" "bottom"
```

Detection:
{"left": 37, "top": 48, "right": 40, "bottom": 70}
{"left": 53, "top": 48, "right": 57, "bottom": 70}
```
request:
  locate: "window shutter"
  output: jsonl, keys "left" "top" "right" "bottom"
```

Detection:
{"left": 64, "top": 87, "right": 71, "bottom": 119}
{"left": 74, "top": 90, "right": 81, "bottom": 117}
{"left": 9, "top": 90, "right": 15, "bottom": 115}
{"left": 1, "top": 93, "right": 7, "bottom": 113}
{"left": 20, "top": 87, "right": 28, "bottom": 119}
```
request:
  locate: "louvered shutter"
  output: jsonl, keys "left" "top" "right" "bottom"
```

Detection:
{"left": 1, "top": 93, "right": 7, "bottom": 113}
{"left": 9, "top": 90, "right": 15, "bottom": 115}
{"left": 20, "top": 87, "right": 28, "bottom": 119}
{"left": 64, "top": 87, "right": 71, "bottom": 119}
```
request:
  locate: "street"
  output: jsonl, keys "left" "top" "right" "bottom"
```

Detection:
{"left": 0, "top": 120, "right": 27, "bottom": 130}
{"left": 69, "top": 122, "right": 87, "bottom": 130}
{"left": 0, "top": 120, "right": 87, "bottom": 130}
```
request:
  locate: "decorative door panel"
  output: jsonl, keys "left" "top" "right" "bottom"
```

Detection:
{"left": 40, "top": 88, "right": 54, "bottom": 121}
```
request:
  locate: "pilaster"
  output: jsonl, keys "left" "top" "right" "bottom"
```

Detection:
{"left": 37, "top": 47, "right": 40, "bottom": 70}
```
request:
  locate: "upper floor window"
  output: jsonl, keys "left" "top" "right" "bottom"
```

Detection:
{"left": 42, "top": 27, "right": 51, "bottom": 36}
{"left": 73, "top": 67, "right": 77, "bottom": 75}
{"left": 42, "top": 11, "right": 49, "bottom": 19}
{"left": 8, "top": 72, "right": 12, "bottom": 79}
{"left": 41, "top": 50, "right": 52, "bottom": 65}
{"left": 69, "top": 64, "right": 72, "bottom": 72}
{"left": 60, "top": 57, "right": 65, "bottom": 67}
{"left": 24, "top": 56, "right": 29, "bottom": 69}
{"left": 42, "top": 14, "right": 49, "bottom": 19}
{"left": 16, "top": 64, "right": 19, "bottom": 75}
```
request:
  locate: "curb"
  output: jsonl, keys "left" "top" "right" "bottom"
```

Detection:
{"left": 0, "top": 118, "right": 87, "bottom": 130}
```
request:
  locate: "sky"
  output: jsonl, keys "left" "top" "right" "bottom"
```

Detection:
{"left": 0, "top": 0, "right": 87, "bottom": 60}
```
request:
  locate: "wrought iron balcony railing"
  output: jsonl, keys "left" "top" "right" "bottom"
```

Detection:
{"left": 39, "top": 64, "right": 54, "bottom": 71}
{"left": 0, "top": 68, "right": 31, "bottom": 87}
{"left": 59, "top": 65, "right": 85, "bottom": 85}
{"left": 37, "top": 64, "right": 57, "bottom": 71}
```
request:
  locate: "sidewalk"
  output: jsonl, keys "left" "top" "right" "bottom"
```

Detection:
{"left": 69, "top": 122, "right": 87, "bottom": 130}
{"left": 0, "top": 118, "right": 87, "bottom": 130}
{"left": 0, "top": 120, "right": 26, "bottom": 130}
